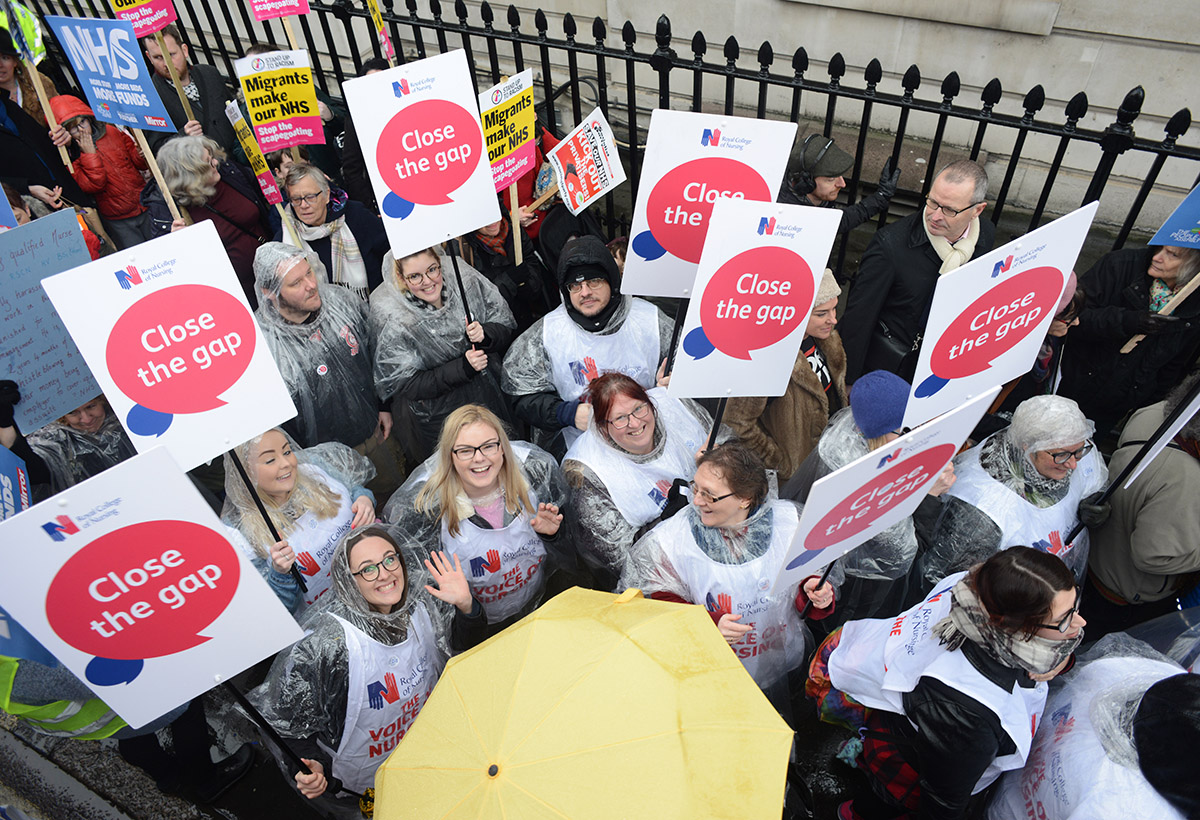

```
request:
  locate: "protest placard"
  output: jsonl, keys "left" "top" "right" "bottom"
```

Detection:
{"left": 40, "top": 222, "right": 297, "bottom": 471}
{"left": 0, "top": 447, "right": 304, "bottom": 727}
{"left": 0, "top": 210, "right": 102, "bottom": 432}
{"left": 479, "top": 69, "right": 536, "bottom": 193}
{"left": 343, "top": 49, "right": 499, "bottom": 259}
{"left": 249, "top": 0, "right": 309, "bottom": 22}
{"left": 772, "top": 389, "right": 997, "bottom": 592}
{"left": 365, "top": 0, "right": 395, "bottom": 64}
{"left": 235, "top": 50, "right": 323, "bottom": 153}
{"left": 667, "top": 198, "right": 840, "bottom": 399}
{"left": 1149, "top": 183, "right": 1200, "bottom": 249}
{"left": 106, "top": 0, "right": 176, "bottom": 37}
{"left": 903, "top": 203, "right": 1097, "bottom": 428}
{"left": 546, "top": 108, "right": 626, "bottom": 216}
{"left": 623, "top": 110, "right": 796, "bottom": 298}
{"left": 45, "top": 16, "right": 175, "bottom": 132}
{"left": 0, "top": 192, "right": 17, "bottom": 231}
{"left": 226, "top": 100, "right": 283, "bottom": 206}
{"left": 0, "top": 445, "right": 30, "bottom": 521}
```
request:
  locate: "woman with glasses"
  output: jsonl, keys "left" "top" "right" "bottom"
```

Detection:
{"left": 251, "top": 525, "right": 484, "bottom": 815}
{"left": 370, "top": 246, "right": 517, "bottom": 464}
{"left": 810, "top": 547, "right": 1085, "bottom": 820}
{"left": 913, "top": 395, "right": 1107, "bottom": 599}
{"left": 222, "top": 427, "right": 376, "bottom": 613}
{"left": 382, "top": 404, "right": 569, "bottom": 639}
{"left": 782, "top": 371, "right": 957, "bottom": 629}
{"left": 623, "top": 442, "right": 836, "bottom": 692}
{"left": 147, "top": 135, "right": 278, "bottom": 306}
{"left": 562, "top": 372, "right": 721, "bottom": 590}
{"left": 278, "top": 163, "right": 388, "bottom": 301}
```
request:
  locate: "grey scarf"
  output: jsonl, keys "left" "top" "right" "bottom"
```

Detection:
{"left": 933, "top": 576, "right": 1081, "bottom": 677}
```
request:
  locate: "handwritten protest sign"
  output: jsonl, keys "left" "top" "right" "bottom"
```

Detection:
{"left": 773, "top": 389, "right": 997, "bottom": 592}
{"left": 478, "top": 70, "right": 536, "bottom": 193}
{"left": 343, "top": 49, "right": 499, "bottom": 259}
{"left": 41, "top": 222, "right": 296, "bottom": 471}
{"left": 249, "top": 0, "right": 309, "bottom": 22}
{"left": 0, "top": 447, "right": 304, "bottom": 727}
{"left": 1149, "top": 183, "right": 1200, "bottom": 249}
{"left": 235, "top": 50, "right": 323, "bottom": 153}
{"left": 226, "top": 100, "right": 283, "bottom": 205}
{"left": 0, "top": 210, "right": 101, "bottom": 432}
{"left": 624, "top": 110, "right": 795, "bottom": 298}
{"left": 45, "top": 16, "right": 175, "bottom": 132}
{"left": 547, "top": 107, "right": 626, "bottom": 216}
{"left": 106, "top": 0, "right": 175, "bottom": 37}
{"left": 904, "top": 203, "right": 1097, "bottom": 428}
{"left": 668, "top": 198, "right": 840, "bottom": 399}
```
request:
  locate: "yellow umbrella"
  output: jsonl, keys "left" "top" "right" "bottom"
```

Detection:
{"left": 374, "top": 587, "right": 793, "bottom": 820}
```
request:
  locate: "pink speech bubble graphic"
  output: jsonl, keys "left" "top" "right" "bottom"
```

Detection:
{"left": 637, "top": 157, "right": 770, "bottom": 264}
{"left": 915, "top": 266, "right": 1064, "bottom": 398}
{"left": 46, "top": 520, "right": 241, "bottom": 662}
{"left": 376, "top": 99, "right": 483, "bottom": 218}
{"left": 801, "top": 444, "right": 956, "bottom": 553}
{"left": 683, "top": 246, "right": 813, "bottom": 361}
{"left": 105, "top": 284, "right": 256, "bottom": 417}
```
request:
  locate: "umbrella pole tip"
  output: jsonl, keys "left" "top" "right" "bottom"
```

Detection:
{"left": 488, "top": 764, "right": 500, "bottom": 777}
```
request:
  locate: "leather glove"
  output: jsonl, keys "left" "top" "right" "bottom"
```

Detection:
{"left": 1077, "top": 491, "right": 1111, "bottom": 528}
{"left": 0, "top": 380, "right": 19, "bottom": 428}
{"left": 876, "top": 158, "right": 900, "bottom": 200}
{"left": 1125, "top": 311, "right": 1180, "bottom": 335}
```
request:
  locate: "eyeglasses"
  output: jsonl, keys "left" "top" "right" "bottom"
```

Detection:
{"left": 452, "top": 439, "right": 501, "bottom": 461}
{"left": 404, "top": 262, "right": 442, "bottom": 286}
{"left": 289, "top": 192, "right": 324, "bottom": 206}
{"left": 65, "top": 119, "right": 87, "bottom": 133}
{"left": 925, "top": 196, "right": 984, "bottom": 218}
{"left": 1048, "top": 442, "right": 1093, "bottom": 465}
{"left": 1037, "top": 585, "right": 1082, "bottom": 633}
{"left": 688, "top": 481, "right": 736, "bottom": 504}
{"left": 567, "top": 277, "right": 607, "bottom": 294}
{"left": 606, "top": 402, "right": 651, "bottom": 429}
{"left": 352, "top": 552, "right": 401, "bottom": 581}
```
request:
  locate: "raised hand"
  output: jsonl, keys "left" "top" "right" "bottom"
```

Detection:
{"left": 465, "top": 319, "right": 485, "bottom": 344}
{"left": 716, "top": 612, "right": 752, "bottom": 644}
{"left": 530, "top": 502, "right": 563, "bottom": 536}
{"left": 424, "top": 550, "right": 474, "bottom": 613}
{"left": 295, "top": 758, "right": 328, "bottom": 799}
{"left": 270, "top": 540, "right": 297, "bottom": 573}
{"left": 350, "top": 496, "right": 376, "bottom": 529}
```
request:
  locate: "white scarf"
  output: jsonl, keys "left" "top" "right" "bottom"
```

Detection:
{"left": 923, "top": 215, "right": 980, "bottom": 274}
{"left": 288, "top": 207, "right": 369, "bottom": 299}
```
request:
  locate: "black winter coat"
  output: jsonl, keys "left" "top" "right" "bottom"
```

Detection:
{"left": 463, "top": 229, "right": 553, "bottom": 331}
{"left": 144, "top": 65, "right": 239, "bottom": 159}
{"left": 841, "top": 211, "right": 996, "bottom": 383}
{"left": 0, "top": 92, "right": 92, "bottom": 207}
{"left": 777, "top": 180, "right": 890, "bottom": 236}
{"left": 1058, "top": 246, "right": 1200, "bottom": 432}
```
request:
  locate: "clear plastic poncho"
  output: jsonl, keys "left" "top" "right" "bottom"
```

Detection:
{"left": 253, "top": 242, "right": 379, "bottom": 449}
{"left": 916, "top": 404, "right": 1106, "bottom": 589}
{"left": 807, "top": 407, "right": 918, "bottom": 581}
{"left": 248, "top": 528, "right": 455, "bottom": 805}
{"left": 25, "top": 411, "right": 137, "bottom": 492}
{"left": 987, "top": 633, "right": 1188, "bottom": 820}
{"left": 499, "top": 296, "right": 673, "bottom": 447}
{"left": 221, "top": 429, "right": 375, "bottom": 612}
{"left": 620, "top": 492, "right": 835, "bottom": 690}
{"left": 381, "top": 441, "right": 570, "bottom": 614}
{"left": 369, "top": 248, "right": 516, "bottom": 448}
{"left": 562, "top": 395, "right": 721, "bottom": 585}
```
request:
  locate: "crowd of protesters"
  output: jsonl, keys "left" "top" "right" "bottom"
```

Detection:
{"left": 1, "top": 9, "right": 1198, "bottom": 820}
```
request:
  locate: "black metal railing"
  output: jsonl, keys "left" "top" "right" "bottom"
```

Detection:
{"left": 26, "top": 0, "right": 1200, "bottom": 271}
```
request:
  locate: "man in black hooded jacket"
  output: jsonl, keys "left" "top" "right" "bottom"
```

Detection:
{"left": 500, "top": 235, "right": 673, "bottom": 457}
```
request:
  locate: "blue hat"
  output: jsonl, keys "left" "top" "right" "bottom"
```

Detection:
{"left": 850, "top": 370, "right": 911, "bottom": 438}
